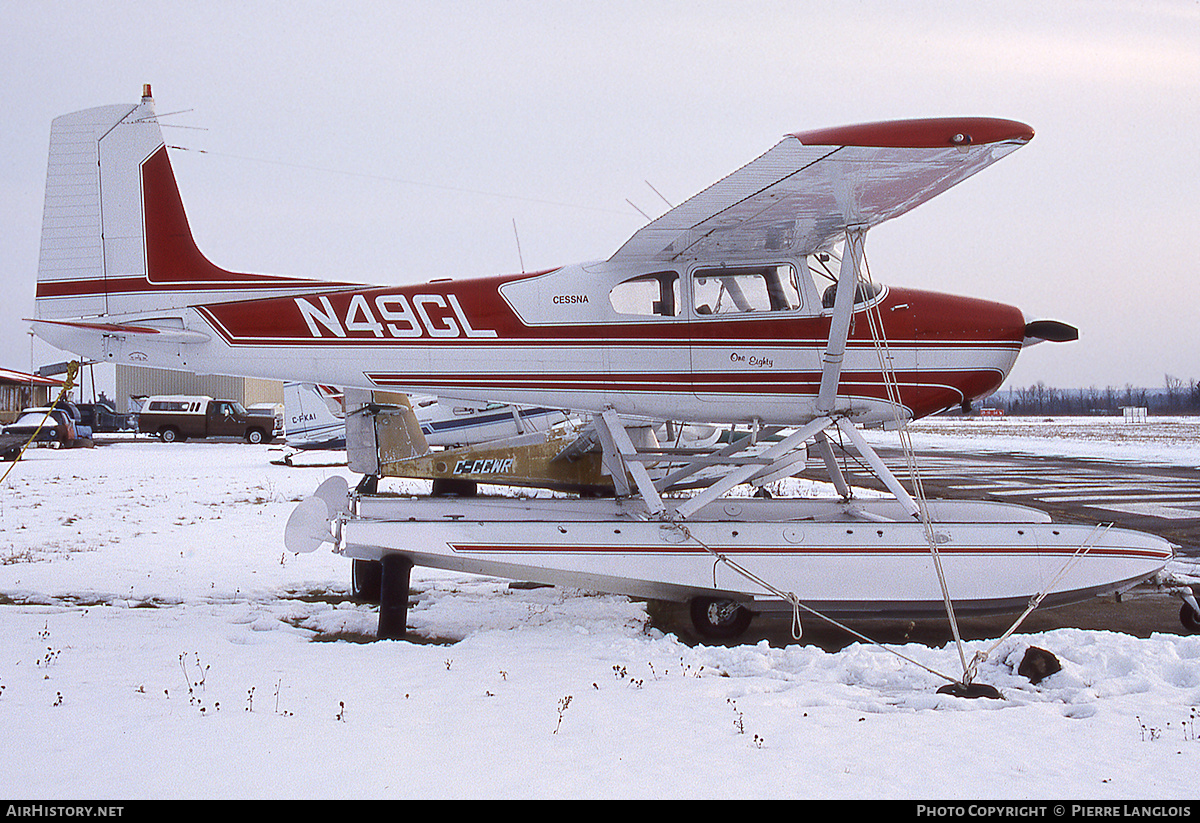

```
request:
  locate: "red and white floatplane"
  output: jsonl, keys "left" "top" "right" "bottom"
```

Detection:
{"left": 30, "top": 87, "right": 1198, "bottom": 693}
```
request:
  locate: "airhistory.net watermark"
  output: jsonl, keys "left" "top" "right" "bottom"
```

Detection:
{"left": 5, "top": 807, "right": 124, "bottom": 818}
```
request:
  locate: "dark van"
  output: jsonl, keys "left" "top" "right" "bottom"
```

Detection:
{"left": 138, "top": 395, "right": 278, "bottom": 444}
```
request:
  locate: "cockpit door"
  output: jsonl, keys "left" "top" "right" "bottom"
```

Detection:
{"left": 688, "top": 262, "right": 816, "bottom": 413}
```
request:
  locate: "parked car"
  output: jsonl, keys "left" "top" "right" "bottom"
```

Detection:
{"left": 2, "top": 406, "right": 92, "bottom": 449}
{"left": 137, "top": 395, "right": 278, "bottom": 443}
{"left": 0, "top": 435, "right": 19, "bottom": 460}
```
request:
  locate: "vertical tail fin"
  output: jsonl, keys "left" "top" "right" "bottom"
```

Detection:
{"left": 36, "top": 87, "right": 161, "bottom": 319}
{"left": 35, "top": 86, "right": 334, "bottom": 323}
{"left": 283, "top": 382, "right": 348, "bottom": 449}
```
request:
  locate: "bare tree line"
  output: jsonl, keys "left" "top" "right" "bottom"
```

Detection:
{"left": 982, "top": 376, "right": 1200, "bottom": 416}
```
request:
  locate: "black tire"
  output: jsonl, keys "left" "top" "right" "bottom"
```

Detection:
{"left": 159, "top": 427, "right": 180, "bottom": 443}
{"left": 246, "top": 428, "right": 265, "bottom": 445}
{"left": 352, "top": 559, "right": 382, "bottom": 604}
{"left": 1181, "top": 602, "right": 1200, "bottom": 634}
{"left": 689, "top": 597, "right": 753, "bottom": 641}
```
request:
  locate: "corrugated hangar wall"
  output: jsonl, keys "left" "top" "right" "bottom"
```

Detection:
{"left": 116, "top": 366, "right": 283, "bottom": 410}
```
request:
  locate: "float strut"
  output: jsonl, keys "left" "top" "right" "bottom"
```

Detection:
{"left": 377, "top": 554, "right": 414, "bottom": 640}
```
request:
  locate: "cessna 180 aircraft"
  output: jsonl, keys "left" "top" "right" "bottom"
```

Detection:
{"left": 30, "top": 88, "right": 1198, "bottom": 686}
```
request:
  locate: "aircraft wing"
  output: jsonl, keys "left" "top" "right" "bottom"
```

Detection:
{"left": 609, "top": 118, "right": 1033, "bottom": 265}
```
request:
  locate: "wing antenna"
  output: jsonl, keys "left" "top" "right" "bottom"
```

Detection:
{"left": 512, "top": 219, "right": 525, "bottom": 273}
{"left": 625, "top": 199, "right": 652, "bottom": 220}
{"left": 645, "top": 180, "right": 673, "bottom": 208}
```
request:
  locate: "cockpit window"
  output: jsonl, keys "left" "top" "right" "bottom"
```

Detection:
{"left": 810, "top": 252, "right": 883, "bottom": 309}
{"left": 609, "top": 271, "right": 681, "bottom": 317}
{"left": 820, "top": 280, "right": 883, "bottom": 309}
{"left": 692, "top": 265, "right": 801, "bottom": 315}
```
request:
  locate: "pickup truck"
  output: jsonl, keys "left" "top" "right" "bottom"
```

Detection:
{"left": 77, "top": 400, "right": 132, "bottom": 432}
{"left": 137, "top": 395, "right": 278, "bottom": 444}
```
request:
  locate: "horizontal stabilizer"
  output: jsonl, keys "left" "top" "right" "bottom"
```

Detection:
{"left": 28, "top": 317, "right": 211, "bottom": 345}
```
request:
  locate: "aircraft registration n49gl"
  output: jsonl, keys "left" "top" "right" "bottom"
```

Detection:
{"left": 31, "top": 86, "right": 1073, "bottom": 431}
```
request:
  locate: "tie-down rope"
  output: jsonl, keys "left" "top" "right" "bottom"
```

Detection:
{"left": 857, "top": 254, "right": 1102, "bottom": 686}
{"left": 856, "top": 257, "right": 973, "bottom": 683}
{"left": 656, "top": 247, "right": 1106, "bottom": 692}
{"left": 666, "top": 516, "right": 966, "bottom": 686}
{"left": 0, "top": 362, "right": 80, "bottom": 488}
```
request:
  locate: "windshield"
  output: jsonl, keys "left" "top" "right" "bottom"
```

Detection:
{"left": 13, "top": 412, "right": 55, "bottom": 427}
{"left": 809, "top": 252, "right": 884, "bottom": 308}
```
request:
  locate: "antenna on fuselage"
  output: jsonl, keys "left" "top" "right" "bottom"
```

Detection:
{"left": 512, "top": 218, "right": 525, "bottom": 273}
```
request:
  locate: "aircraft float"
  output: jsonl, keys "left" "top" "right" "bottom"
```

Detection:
{"left": 29, "top": 87, "right": 1200, "bottom": 692}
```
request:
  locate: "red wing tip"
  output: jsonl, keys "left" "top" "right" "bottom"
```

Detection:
{"left": 790, "top": 118, "right": 1034, "bottom": 148}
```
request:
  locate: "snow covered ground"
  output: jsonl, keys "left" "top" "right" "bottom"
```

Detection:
{"left": 1, "top": 422, "right": 1198, "bottom": 799}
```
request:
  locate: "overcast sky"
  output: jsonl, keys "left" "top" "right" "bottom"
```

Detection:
{"left": 3, "top": 1, "right": 1198, "bottom": 396}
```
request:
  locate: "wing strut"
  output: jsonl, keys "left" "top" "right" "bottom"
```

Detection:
{"left": 817, "top": 226, "right": 867, "bottom": 413}
{"left": 595, "top": 409, "right": 665, "bottom": 515}
{"left": 595, "top": 226, "right": 926, "bottom": 522}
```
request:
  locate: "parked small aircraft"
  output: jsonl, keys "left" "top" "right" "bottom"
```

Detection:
{"left": 282, "top": 381, "right": 570, "bottom": 451}
{"left": 281, "top": 381, "right": 721, "bottom": 493}
{"left": 281, "top": 383, "right": 348, "bottom": 450}
{"left": 29, "top": 88, "right": 1197, "bottom": 686}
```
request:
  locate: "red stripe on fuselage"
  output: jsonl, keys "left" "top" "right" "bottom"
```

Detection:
{"left": 361, "top": 370, "right": 1007, "bottom": 418}
{"left": 192, "top": 284, "right": 1026, "bottom": 347}
{"left": 187, "top": 280, "right": 1021, "bottom": 419}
